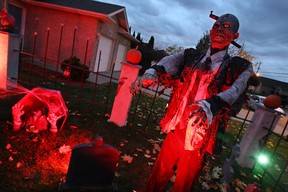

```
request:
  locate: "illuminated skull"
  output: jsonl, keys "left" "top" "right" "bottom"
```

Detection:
{"left": 210, "top": 13, "right": 239, "bottom": 49}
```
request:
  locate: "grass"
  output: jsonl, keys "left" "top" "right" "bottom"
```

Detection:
{"left": 0, "top": 63, "right": 287, "bottom": 191}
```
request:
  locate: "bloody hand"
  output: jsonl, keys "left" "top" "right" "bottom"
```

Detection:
{"left": 188, "top": 103, "right": 208, "bottom": 127}
{"left": 130, "top": 68, "right": 158, "bottom": 95}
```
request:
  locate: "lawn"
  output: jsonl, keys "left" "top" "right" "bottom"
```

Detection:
{"left": 0, "top": 65, "right": 287, "bottom": 191}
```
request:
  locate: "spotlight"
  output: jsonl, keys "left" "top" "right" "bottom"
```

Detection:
{"left": 257, "top": 154, "right": 269, "bottom": 165}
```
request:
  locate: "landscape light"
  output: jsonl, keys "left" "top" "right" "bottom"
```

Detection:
{"left": 257, "top": 154, "right": 269, "bottom": 165}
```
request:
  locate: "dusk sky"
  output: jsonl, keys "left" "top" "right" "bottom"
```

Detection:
{"left": 99, "top": 0, "right": 288, "bottom": 83}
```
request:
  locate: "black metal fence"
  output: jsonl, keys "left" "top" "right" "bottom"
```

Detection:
{"left": 15, "top": 27, "right": 288, "bottom": 191}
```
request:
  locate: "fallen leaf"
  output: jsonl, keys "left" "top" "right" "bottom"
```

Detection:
{"left": 201, "top": 181, "right": 209, "bottom": 190}
{"left": 209, "top": 183, "right": 218, "bottom": 190}
{"left": 59, "top": 145, "right": 72, "bottom": 154}
{"left": 275, "top": 164, "right": 281, "bottom": 171}
{"left": 154, "top": 143, "right": 161, "bottom": 151}
{"left": 115, "top": 171, "right": 121, "bottom": 177}
{"left": 148, "top": 162, "right": 154, "bottom": 166}
{"left": 155, "top": 126, "right": 160, "bottom": 131}
{"left": 235, "top": 187, "right": 241, "bottom": 192}
{"left": 69, "top": 125, "right": 78, "bottom": 129}
{"left": 32, "top": 137, "right": 38, "bottom": 142}
{"left": 105, "top": 113, "right": 111, "bottom": 118}
{"left": 8, "top": 156, "right": 13, "bottom": 161}
{"left": 121, "top": 154, "right": 133, "bottom": 164}
{"left": 120, "top": 142, "right": 124, "bottom": 147}
{"left": 213, "top": 166, "right": 222, "bottom": 173}
{"left": 145, "top": 149, "right": 150, "bottom": 154}
{"left": 16, "top": 162, "right": 22, "bottom": 168}
{"left": 144, "top": 154, "right": 151, "bottom": 158}
{"left": 240, "top": 171, "right": 247, "bottom": 177}
{"left": 234, "top": 178, "right": 246, "bottom": 190}
{"left": 147, "top": 139, "right": 155, "bottom": 144}
{"left": 6, "top": 144, "right": 11, "bottom": 150}
{"left": 136, "top": 148, "right": 143, "bottom": 152}
{"left": 211, "top": 171, "right": 220, "bottom": 179}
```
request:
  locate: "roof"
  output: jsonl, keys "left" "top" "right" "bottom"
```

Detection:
{"left": 27, "top": 0, "right": 131, "bottom": 31}
{"left": 259, "top": 76, "right": 288, "bottom": 89}
{"left": 34, "top": 0, "right": 124, "bottom": 15}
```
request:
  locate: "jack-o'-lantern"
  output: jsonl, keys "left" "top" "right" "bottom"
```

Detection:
{"left": 126, "top": 46, "right": 142, "bottom": 64}
{"left": 263, "top": 94, "right": 282, "bottom": 109}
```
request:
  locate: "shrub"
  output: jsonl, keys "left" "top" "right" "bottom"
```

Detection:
{"left": 61, "top": 56, "right": 90, "bottom": 81}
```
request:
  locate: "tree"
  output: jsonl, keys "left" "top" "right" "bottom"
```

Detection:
{"left": 229, "top": 43, "right": 254, "bottom": 63}
{"left": 165, "top": 45, "right": 184, "bottom": 55}
{"left": 148, "top": 36, "right": 154, "bottom": 49}
{"left": 196, "top": 31, "right": 210, "bottom": 52}
{"left": 136, "top": 32, "right": 143, "bottom": 43}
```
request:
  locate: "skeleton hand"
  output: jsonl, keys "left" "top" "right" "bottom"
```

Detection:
{"left": 130, "top": 68, "right": 158, "bottom": 95}
{"left": 12, "top": 103, "right": 24, "bottom": 130}
{"left": 12, "top": 103, "right": 24, "bottom": 122}
{"left": 47, "top": 113, "right": 61, "bottom": 133}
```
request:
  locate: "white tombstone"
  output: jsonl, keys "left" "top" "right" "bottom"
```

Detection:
{"left": 109, "top": 62, "right": 141, "bottom": 127}
{"left": 236, "top": 103, "right": 285, "bottom": 168}
{"left": 0, "top": 31, "right": 20, "bottom": 90}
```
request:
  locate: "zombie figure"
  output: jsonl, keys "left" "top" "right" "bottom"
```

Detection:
{"left": 130, "top": 13, "right": 256, "bottom": 191}
{"left": 0, "top": 8, "right": 15, "bottom": 32}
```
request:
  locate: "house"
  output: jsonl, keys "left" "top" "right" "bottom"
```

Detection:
{"left": 256, "top": 76, "right": 288, "bottom": 108}
{"left": 3, "top": 0, "right": 138, "bottom": 82}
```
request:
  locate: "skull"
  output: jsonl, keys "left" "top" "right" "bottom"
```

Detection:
{"left": 210, "top": 13, "right": 239, "bottom": 49}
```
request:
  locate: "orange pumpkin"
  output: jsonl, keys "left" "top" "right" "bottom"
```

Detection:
{"left": 126, "top": 46, "right": 142, "bottom": 64}
{"left": 263, "top": 95, "right": 282, "bottom": 109}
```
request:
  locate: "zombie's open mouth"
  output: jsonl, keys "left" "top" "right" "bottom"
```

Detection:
{"left": 213, "top": 35, "right": 224, "bottom": 42}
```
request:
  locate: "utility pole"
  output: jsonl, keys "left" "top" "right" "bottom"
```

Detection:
{"left": 256, "top": 62, "right": 261, "bottom": 74}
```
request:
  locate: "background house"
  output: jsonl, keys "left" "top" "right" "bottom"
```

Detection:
{"left": 255, "top": 76, "right": 288, "bottom": 108}
{"left": 3, "top": 0, "right": 138, "bottom": 82}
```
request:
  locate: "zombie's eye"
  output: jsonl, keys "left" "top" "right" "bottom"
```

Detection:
{"left": 213, "top": 23, "right": 220, "bottom": 29}
{"left": 223, "top": 23, "right": 231, "bottom": 28}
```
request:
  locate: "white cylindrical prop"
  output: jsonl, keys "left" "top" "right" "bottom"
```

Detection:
{"left": 109, "top": 62, "right": 141, "bottom": 127}
{"left": 0, "top": 32, "right": 20, "bottom": 90}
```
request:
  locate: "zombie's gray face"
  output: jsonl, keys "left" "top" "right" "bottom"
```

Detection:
{"left": 210, "top": 13, "right": 239, "bottom": 49}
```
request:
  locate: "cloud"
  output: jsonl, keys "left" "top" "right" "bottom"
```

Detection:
{"left": 98, "top": 0, "right": 288, "bottom": 82}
